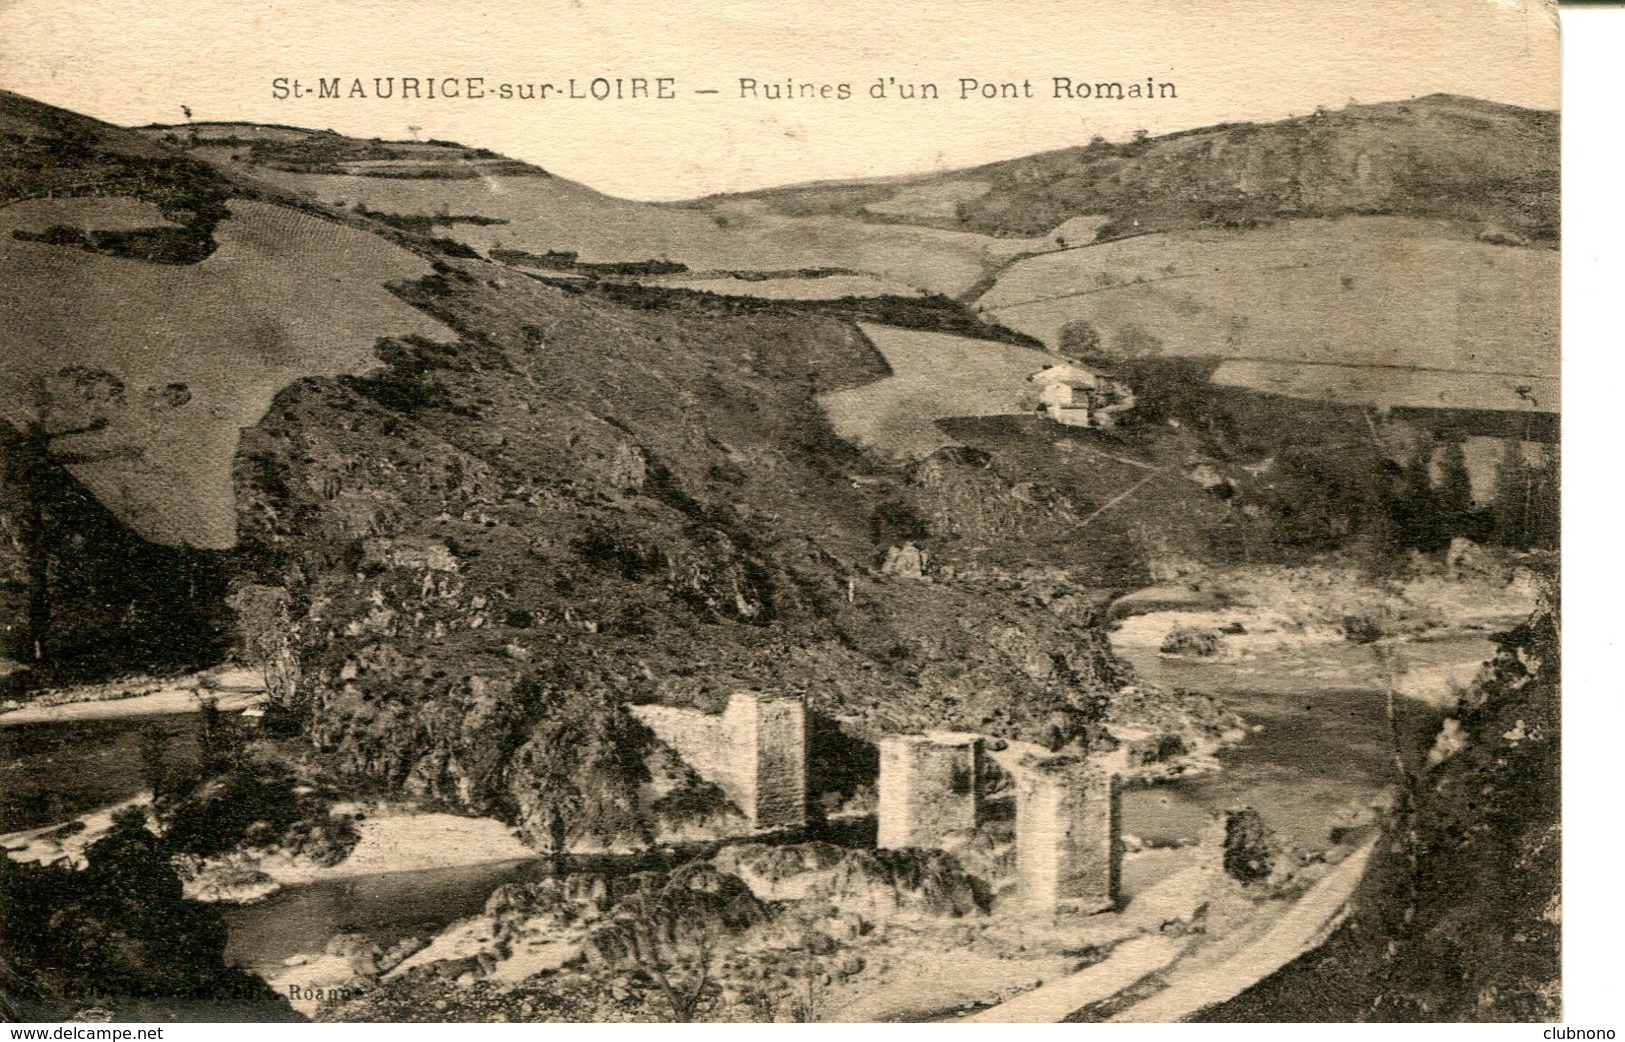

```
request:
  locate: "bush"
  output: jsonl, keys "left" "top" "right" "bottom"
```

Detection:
{"left": 0, "top": 809, "right": 287, "bottom": 1018}
{"left": 159, "top": 755, "right": 356, "bottom": 864}
{"left": 1340, "top": 613, "right": 1387, "bottom": 645}
{"left": 650, "top": 778, "right": 733, "bottom": 827}
{"left": 1160, "top": 625, "right": 1221, "bottom": 657}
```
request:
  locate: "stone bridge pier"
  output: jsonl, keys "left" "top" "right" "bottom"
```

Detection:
{"left": 720, "top": 690, "right": 807, "bottom": 831}
{"left": 1014, "top": 754, "right": 1121, "bottom": 914}
{"left": 630, "top": 690, "right": 807, "bottom": 832}
{"left": 876, "top": 732, "right": 984, "bottom": 850}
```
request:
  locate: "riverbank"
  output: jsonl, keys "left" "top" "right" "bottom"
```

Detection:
{"left": 0, "top": 666, "right": 268, "bottom": 727}
{"left": 2, "top": 791, "right": 538, "bottom": 903}
{"left": 0, "top": 794, "right": 154, "bottom": 867}
{"left": 180, "top": 804, "right": 538, "bottom": 902}
{"left": 1107, "top": 555, "right": 1541, "bottom": 709}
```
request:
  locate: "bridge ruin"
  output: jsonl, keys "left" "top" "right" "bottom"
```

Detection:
{"left": 876, "top": 732, "right": 984, "bottom": 850}
{"left": 632, "top": 697, "right": 1120, "bottom": 912}
{"left": 1012, "top": 753, "right": 1122, "bottom": 914}
{"left": 630, "top": 690, "right": 807, "bottom": 831}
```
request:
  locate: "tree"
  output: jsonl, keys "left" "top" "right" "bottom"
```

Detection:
{"left": 1057, "top": 319, "right": 1103, "bottom": 360}
{"left": 3, "top": 367, "right": 140, "bottom": 662}
{"left": 1489, "top": 438, "right": 1549, "bottom": 548}
{"left": 1391, "top": 435, "right": 1442, "bottom": 552}
{"left": 647, "top": 930, "right": 716, "bottom": 1023}
{"left": 1525, "top": 447, "right": 1559, "bottom": 549}
{"left": 1111, "top": 323, "right": 1164, "bottom": 360}
{"left": 138, "top": 726, "right": 172, "bottom": 801}
{"left": 1434, "top": 440, "right": 1475, "bottom": 540}
{"left": 595, "top": 864, "right": 765, "bottom": 1022}
{"left": 194, "top": 695, "right": 243, "bottom": 776}
{"left": 8, "top": 806, "right": 286, "bottom": 1011}
{"left": 225, "top": 583, "right": 300, "bottom": 711}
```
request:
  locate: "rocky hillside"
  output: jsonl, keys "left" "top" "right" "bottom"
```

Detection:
{"left": 1201, "top": 589, "right": 1560, "bottom": 1021}
{"left": 232, "top": 258, "right": 1145, "bottom": 849}
{"left": 691, "top": 95, "right": 1558, "bottom": 246}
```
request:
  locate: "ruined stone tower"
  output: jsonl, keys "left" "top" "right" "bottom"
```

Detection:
{"left": 877, "top": 732, "right": 983, "bottom": 849}
{"left": 1014, "top": 754, "right": 1120, "bottom": 914}
{"left": 720, "top": 690, "right": 807, "bottom": 831}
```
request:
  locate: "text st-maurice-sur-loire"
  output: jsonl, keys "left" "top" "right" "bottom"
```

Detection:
{"left": 269, "top": 75, "right": 1178, "bottom": 103}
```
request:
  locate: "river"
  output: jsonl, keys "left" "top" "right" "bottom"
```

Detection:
{"left": 1113, "top": 631, "right": 1493, "bottom": 851}
{"left": 3, "top": 630, "right": 1494, "bottom": 982}
{"left": 220, "top": 859, "right": 546, "bottom": 978}
{"left": 0, "top": 712, "right": 201, "bottom": 833}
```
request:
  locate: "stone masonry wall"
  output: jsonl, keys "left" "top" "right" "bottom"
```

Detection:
{"left": 1014, "top": 754, "right": 1120, "bottom": 914}
{"left": 877, "top": 732, "right": 982, "bottom": 849}
{"left": 631, "top": 692, "right": 806, "bottom": 831}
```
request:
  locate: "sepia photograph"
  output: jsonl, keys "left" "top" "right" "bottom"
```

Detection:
{"left": 0, "top": 0, "right": 1571, "bottom": 1026}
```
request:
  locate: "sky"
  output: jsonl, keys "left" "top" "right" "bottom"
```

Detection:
{"left": 0, "top": 0, "right": 1559, "bottom": 200}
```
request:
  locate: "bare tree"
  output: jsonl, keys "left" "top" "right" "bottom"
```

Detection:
{"left": 225, "top": 583, "right": 300, "bottom": 711}
{"left": 601, "top": 865, "right": 763, "bottom": 1022}
{"left": 138, "top": 725, "right": 171, "bottom": 799}
{"left": 646, "top": 931, "right": 716, "bottom": 1023}
{"left": 1373, "top": 639, "right": 1423, "bottom": 963}
{"left": 784, "top": 932, "right": 828, "bottom": 1023}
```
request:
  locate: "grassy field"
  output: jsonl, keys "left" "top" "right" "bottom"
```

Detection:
{"left": 1209, "top": 360, "right": 1558, "bottom": 413}
{"left": 7, "top": 197, "right": 181, "bottom": 232}
{"left": 0, "top": 197, "right": 450, "bottom": 547}
{"left": 203, "top": 160, "right": 1049, "bottom": 297}
{"left": 976, "top": 216, "right": 1556, "bottom": 412}
{"left": 817, "top": 322, "right": 1054, "bottom": 460}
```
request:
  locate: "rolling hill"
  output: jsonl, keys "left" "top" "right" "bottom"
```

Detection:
{"left": 142, "top": 121, "right": 1055, "bottom": 297}
{"left": 684, "top": 95, "right": 1558, "bottom": 246}
{"left": 0, "top": 88, "right": 1559, "bottom": 1024}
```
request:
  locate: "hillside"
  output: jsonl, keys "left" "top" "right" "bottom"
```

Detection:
{"left": 0, "top": 90, "right": 1560, "bottom": 1023}
{"left": 1, "top": 91, "right": 1166, "bottom": 823}
{"left": 140, "top": 120, "right": 1053, "bottom": 297}
{"left": 687, "top": 95, "right": 1558, "bottom": 246}
{"left": 228, "top": 258, "right": 1163, "bottom": 849}
{"left": 0, "top": 90, "right": 453, "bottom": 552}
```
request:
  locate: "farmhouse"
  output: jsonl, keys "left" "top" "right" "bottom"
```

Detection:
{"left": 1027, "top": 362, "right": 1137, "bottom": 428}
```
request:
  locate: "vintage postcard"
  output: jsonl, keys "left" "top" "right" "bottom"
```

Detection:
{"left": 0, "top": 0, "right": 1560, "bottom": 1026}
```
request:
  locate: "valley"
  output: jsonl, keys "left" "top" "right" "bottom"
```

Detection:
{"left": 0, "top": 88, "right": 1559, "bottom": 1023}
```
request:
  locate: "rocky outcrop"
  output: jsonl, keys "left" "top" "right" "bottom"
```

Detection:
{"left": 582, "top": 863, "right": 768, "bottom": 971}
{"left": 713, "top": 841, "right": 983, "bottom": 920}
{"left": 881, "top": 544, "right": 926, "bottom": 579}
{"left": 210, "top": 241, "right": 1202, "bottom": 855}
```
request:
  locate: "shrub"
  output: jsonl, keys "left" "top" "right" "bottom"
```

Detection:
{"left": 1160, "top": 625, "right": 1221, "bottom": 657}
